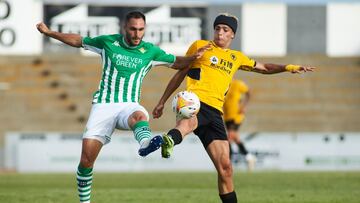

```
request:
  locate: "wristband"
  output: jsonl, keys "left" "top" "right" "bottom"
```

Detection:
{"left": 285, "top": 64, "right": 301, "bottom": 72}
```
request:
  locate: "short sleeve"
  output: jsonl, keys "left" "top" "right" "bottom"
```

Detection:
{"left": 237, "top": 52, "right": 256, "bottom": 71}
{"left": 152, "top": 46, "right": 176, "bottom": 66}
{"left": 82, "top": 36, "right": 106, "bottom": 54}
{"left": 185, "top": 41, "right": 198, "bottom": 57}
{"left": 238, "top": 80, "right": 249, "bottom": 93}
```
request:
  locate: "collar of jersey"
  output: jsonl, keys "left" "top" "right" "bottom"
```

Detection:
{"left": 210, "top": 40, "right": 230, "bottom": 52}
{"left": 120, "top": 35, "right": 144, "bottom": 49}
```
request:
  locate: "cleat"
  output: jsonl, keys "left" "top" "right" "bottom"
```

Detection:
{"left": 161, "top": 134, "right": 174, "bottom": 158}
{"left": 138, "top": 135, "right": 163, "bottom": 157}
{"left": 245, "top": 153, "right": 257, "bottom": 172}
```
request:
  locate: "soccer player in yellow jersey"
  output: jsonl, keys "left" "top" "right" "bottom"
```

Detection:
{"left": 223, "top": 80, "right": 256, "bottom": 170}
{"left": 153, "top": 13, "right": 315, "bottom": 203}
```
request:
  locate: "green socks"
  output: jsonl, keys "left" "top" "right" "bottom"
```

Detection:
{"left": 132, "top": 121, "right": 152, "bottom": 146}
{"left": 77, "top": 165, "right": 93, "bottom": 203}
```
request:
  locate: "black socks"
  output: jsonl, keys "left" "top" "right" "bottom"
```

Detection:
{"left": 238, "top": 142, "right": 248, "bottom": 155}
{"left": 219, "top": 191, "right": 237, "bottom": 203}
{"left": 167, "top": 128, "right": 183, "bottom": 145}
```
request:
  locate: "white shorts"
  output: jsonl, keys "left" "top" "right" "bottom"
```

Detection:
{"left": 83, "top": 103, "right": 149, "bottom": 145}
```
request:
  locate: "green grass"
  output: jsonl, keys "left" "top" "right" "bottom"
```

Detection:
{"left": 0, "top": 171, "right": 360, "bottom": 203}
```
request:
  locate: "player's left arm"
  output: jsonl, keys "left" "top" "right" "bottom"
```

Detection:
{"left": 252, "top": 62, "right": 315, "bottom": 74}
{"left": 36, "top": 22, "right": 82, "bottom": 47}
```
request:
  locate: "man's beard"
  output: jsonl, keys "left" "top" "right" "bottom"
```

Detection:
{"left": 125, "top": 33, "right": 142, "bottom": 46}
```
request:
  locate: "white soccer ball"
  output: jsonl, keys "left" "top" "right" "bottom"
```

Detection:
{"left": 172, "top": 91, "right": 201, "bottom": 119}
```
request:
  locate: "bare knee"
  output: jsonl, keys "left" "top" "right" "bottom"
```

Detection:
{"left": 80, "top": 155, "right": 94, "bottom": 168}
{"left": 79, "top": 139, "right": 102, "bottom": 168}
{"left": 187, "top": 118, "right": 197, "bottom": 131}
{"left": 218, "top": 156, "right": 233, "bottom": 179}
{"left": 128, "top": 111, "right": 148, "bottom": 128}
{"left": 132, "top": 111, "right": 147, "bottom": 120}
{"left": 176, "top": 116, "right": 198, "bottom": 135}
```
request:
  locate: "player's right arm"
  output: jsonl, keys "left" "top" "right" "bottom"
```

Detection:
{"left": 36, "top": 22, "right": 82, "bottom": 48}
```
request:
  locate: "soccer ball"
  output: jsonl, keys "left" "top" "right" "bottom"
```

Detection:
{"left": 172, "top": 91, "right": 201, "bottom": 119}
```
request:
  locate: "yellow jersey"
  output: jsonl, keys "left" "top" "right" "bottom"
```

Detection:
{"left": 185, "top": 40, "right": 255, "bottom": 112}
{"left": 223, "top": 80, "right": 249, "bottom": 123}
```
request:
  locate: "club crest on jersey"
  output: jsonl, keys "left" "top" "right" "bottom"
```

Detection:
{"left": 139, "top": 47, "right": 147, "bottom": 53}
{"left": 210, "top": 56, "right": 219, "bottom": 64}
{"left": 113, "top": 41, "right": 120, "bottom": 47}
{"left": 230, "top": 53, "right": 237, "bottom": 61}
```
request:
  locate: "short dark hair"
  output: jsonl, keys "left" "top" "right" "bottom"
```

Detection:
{"left": 125, "top": 11, "right": 146, "bottom": 24}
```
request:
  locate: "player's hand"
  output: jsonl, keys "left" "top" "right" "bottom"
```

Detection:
{"left": 238, "top": 107, "right": 245, "bottom": 114}
{"left": 36, "top": 22, "right": 51, "bottom": 35}
{"left": 291, "top": 66, "right": 316, "bottom": 74}
{"left": 152, "top": 103, "right": 165, "bottom": 119}
{"left": 194, "top": 43, "right": 211, "bottom": 59}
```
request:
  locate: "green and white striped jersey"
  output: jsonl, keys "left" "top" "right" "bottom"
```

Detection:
{"left": 82, "top": 34, "right": 176, "bottom": 103}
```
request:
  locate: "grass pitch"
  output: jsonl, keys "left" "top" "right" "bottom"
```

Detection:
{"left": 0, "top": 171, "right": 359, "bottom": 203}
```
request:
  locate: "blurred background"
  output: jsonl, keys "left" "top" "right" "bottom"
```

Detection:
{"left": 0, "top": 0, "right": 359, "bottom": 173}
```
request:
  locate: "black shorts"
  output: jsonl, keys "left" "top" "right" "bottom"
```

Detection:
{"left": 194, "top": 102, "right": 228, "bottom": 149}
{"left": 225, "top": 120, "right": 241, "bottom": 131}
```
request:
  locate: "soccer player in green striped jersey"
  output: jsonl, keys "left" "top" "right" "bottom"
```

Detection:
{"left": 36, "top": 11, "right": 208, "bottom": 203}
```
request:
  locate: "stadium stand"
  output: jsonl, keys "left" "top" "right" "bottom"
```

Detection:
{"left": 241, "top": 56, "right": 360, "bottom": 132}
{"left": 0, "top": 55, "right": 360, "bottom": 145}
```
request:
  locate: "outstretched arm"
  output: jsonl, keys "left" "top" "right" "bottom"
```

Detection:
{"left": 171, "top": 43, "right": 211, "bottom": 70}
{"left": 251, "top": 62, "right": 315, "bottom": 74}
{"left": 152, "top": 67, "right": 190, "bottom": 118}
{"left": 36, "top": 22, "right": 82, "bottom": 48}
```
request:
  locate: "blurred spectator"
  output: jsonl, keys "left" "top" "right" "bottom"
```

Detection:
{"left": 223, "top": 79, "right": 256, "bottom": 170}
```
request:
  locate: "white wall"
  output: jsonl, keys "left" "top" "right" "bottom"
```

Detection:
{"left": 5, "top": 132, "right": 360, "bottom": 172}
{"left": 241, "top": 3, "right": 287, "bottom": 56}
{"left": 0, "top": 0, "right": 43, "bottom": 55}
{"left": 327, "top": 3, "right": 360, "bottom": 57}
{"left": 5, "top": 132, "right": 213, "bottom": 173}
